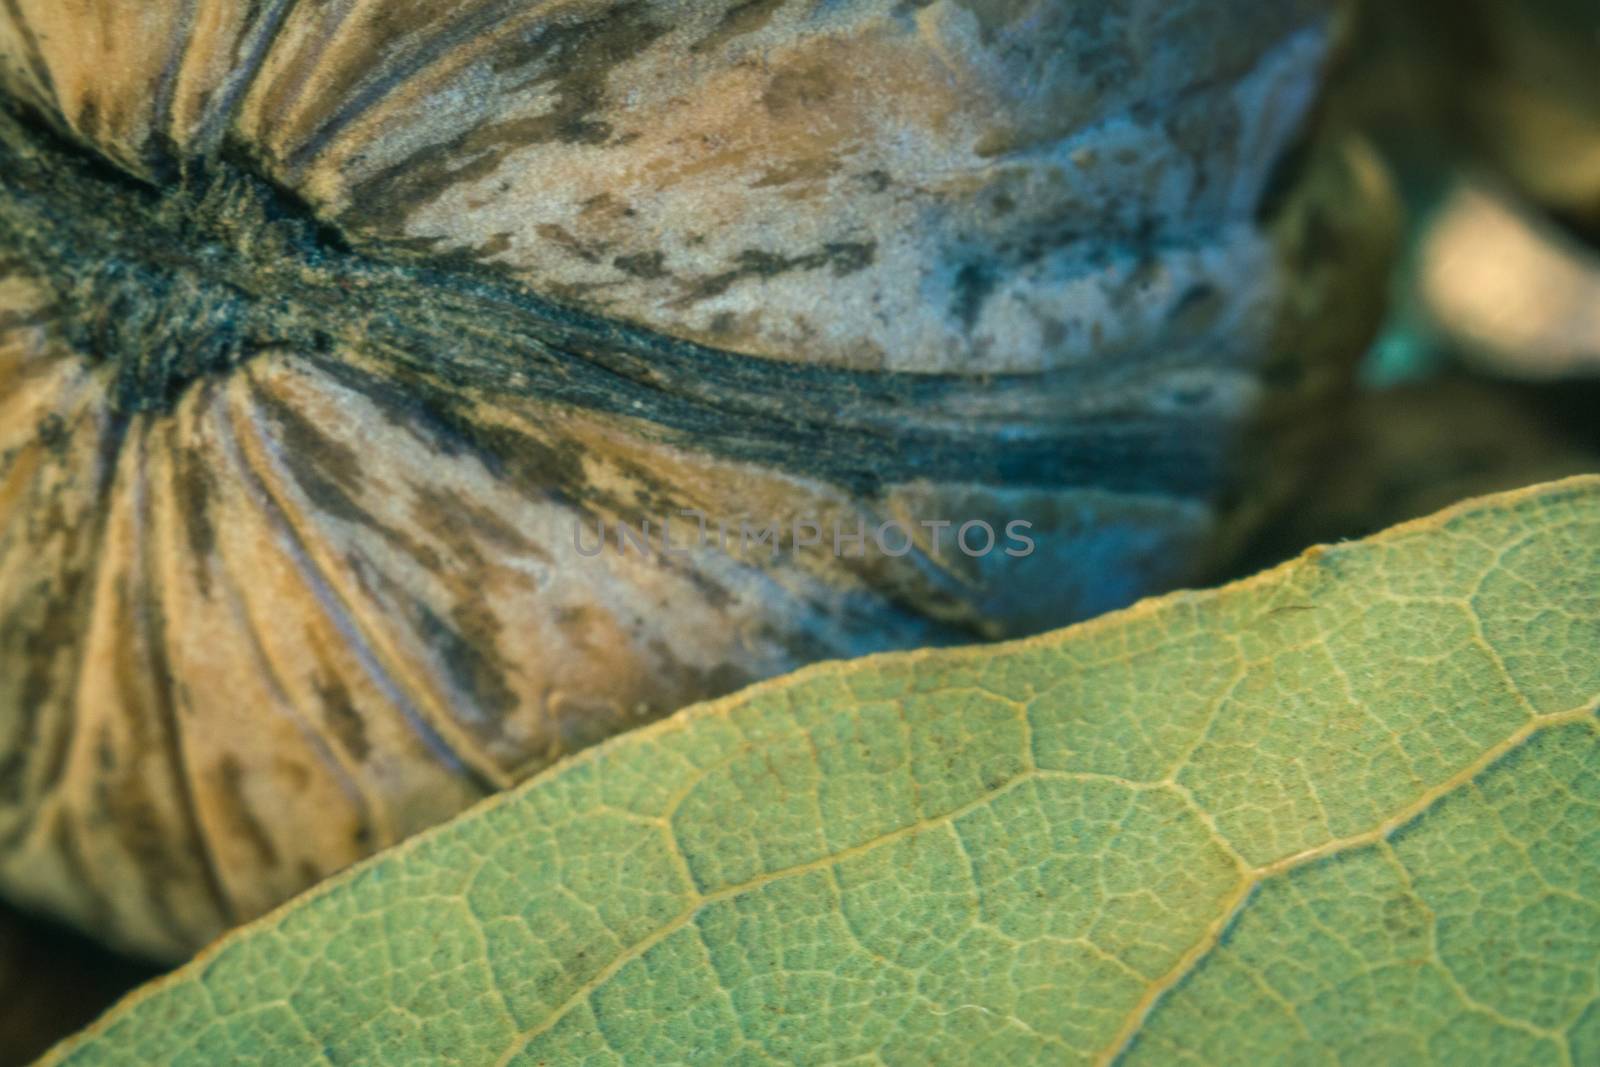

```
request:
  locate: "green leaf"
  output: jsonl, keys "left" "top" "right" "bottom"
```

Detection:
{"left": 43, "top": 478, "right": 1600, "bottom": 1066}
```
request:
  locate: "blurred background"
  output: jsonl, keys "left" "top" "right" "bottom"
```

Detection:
{"left": 6, "top": 1, "right": 1600, "bottom": 1062}
{"left": 1230, "top": 0, "right": 1600, "bottom": 576}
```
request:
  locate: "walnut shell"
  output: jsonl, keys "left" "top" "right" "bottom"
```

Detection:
{"left": 0, "top": 0, "right": 1390, "bottom": 959}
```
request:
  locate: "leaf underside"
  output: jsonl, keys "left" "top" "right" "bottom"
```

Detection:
{"left": 44, "top": 477, "right": 1600, "bottom": 1066}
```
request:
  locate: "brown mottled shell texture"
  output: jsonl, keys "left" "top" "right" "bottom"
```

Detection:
{"left": 0, "top": 0, "right": 1390, "bottom": 959}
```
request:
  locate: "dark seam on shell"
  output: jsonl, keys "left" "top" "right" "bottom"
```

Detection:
{"left": 0, "top": 96, "right": 1235, "bottom": 501}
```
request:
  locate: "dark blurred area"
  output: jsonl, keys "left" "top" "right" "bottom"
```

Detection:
{"left": 0, "top": 902, "right": 157, "bottom": 1065}
{"left": 1231, "top": 0, "right": 1600, "bottom": 576}
{"left": 1349, "top": 0, "right": 1600, "bottom": 382}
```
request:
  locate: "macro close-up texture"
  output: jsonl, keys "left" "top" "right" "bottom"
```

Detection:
{"left": 35, "top": 476, "right": 1600, "bottom": 1067}
{"left": 1, "top": 0, "right": 1597, "bottom": 1065}
{"left": 0, "top": 0, "right": 1388, "bottom": 962}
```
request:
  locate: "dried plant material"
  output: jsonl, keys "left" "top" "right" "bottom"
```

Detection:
{"left": 0, "top": 1, "right": 1390, "bottom": 959}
